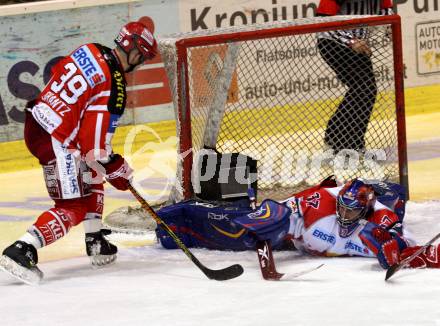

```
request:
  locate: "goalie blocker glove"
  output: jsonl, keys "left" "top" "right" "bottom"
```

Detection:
{"left": 359, "top": 222, "right": 409, "bottom": 269}
{"left": 99, "top": 154, "right": 133, "bottom": 191}
{"left": 85, "top": 229, "right": 117, "bottom": 266}
{"left": 361, "top": 223, "right": 440, "bottom": 269}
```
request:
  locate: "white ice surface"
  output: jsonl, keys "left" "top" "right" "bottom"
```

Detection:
{"left": 1, "top": 201, "right": 440, "bottom": 326}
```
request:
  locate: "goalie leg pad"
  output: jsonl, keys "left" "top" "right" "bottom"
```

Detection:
{"left": 233, "top": 199, "right": 291, "bottom": 249}
{"left": 156, "top": 199, "right": 291, "bottom": 251}
{"left": 155, "top": 202, "right": 194, "bottom": 249}
{"left": 156, "top": 200, "right": 255, "bottom": 250}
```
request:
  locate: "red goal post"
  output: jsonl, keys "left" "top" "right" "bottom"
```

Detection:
{"left": 159, "top": 15, "right": 407, "bottom": 202}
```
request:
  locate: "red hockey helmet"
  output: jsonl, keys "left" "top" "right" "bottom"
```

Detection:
{"left": 336, "top": 178, "right": 376, "bottom": 227}
{"left": 115, "top": 21, "right": 157, "bottom": 62}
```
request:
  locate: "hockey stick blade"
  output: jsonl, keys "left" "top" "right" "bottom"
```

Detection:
{"left": 282, "top": 263, "right": 325, "bottom": 280}
{"left": 385, "top": 232, "right": 440, "bottom": 281}
{"left": 200, "top": 264, "right": 244, "bottom": 281}
{"left": 128, "top": 184, "right": 244, "bottom": 281}
{"left": 256, "top": 241, "right": 324, "bottom": 281}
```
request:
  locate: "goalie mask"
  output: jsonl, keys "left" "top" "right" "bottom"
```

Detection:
{"left": 115, "top": 21, "right": 158, "bottom": 68}
{"left": 336, "top": 179, "right": 376, "bottom": 228}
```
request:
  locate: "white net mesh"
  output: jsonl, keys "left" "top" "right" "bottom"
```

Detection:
{"left": 159, "top": 16, "right": 404, "bottom": 202}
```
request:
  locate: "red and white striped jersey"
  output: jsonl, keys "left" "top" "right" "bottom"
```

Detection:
{"left": 31, "top": 43, "right": 126, "bottom": 161}
{"left": 317, "top": 0, "right": 393, "bottom": 16}
{"left": 316, "top": 0, "right": 394, "bottom": 44}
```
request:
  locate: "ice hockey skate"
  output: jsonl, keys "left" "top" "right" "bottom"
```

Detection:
{"left": 0, "top": 241, "right": 43, "bottom": 285}
{"left": 85, "top": 230, "right": 118, "bottom": 267}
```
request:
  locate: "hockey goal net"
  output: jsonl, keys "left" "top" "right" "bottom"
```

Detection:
{"left": 159, "top": 14, "right": 407, "bottom": 203}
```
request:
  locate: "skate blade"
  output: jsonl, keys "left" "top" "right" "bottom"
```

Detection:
{"left": 90, "top": 254, "right": 117, "bottom": 268}
{"left": 0, "top": 255, "right": 43, "bottom": 285}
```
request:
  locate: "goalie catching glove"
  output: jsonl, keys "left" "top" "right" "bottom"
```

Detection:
{"left": 99, "top": 153, "right": 133, "bottom": 191}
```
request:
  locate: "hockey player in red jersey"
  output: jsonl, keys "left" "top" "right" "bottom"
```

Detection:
{"left": 0, "top": 21, "right": 158, "bottom": 284}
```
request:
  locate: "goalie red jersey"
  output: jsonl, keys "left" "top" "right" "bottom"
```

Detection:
{"left": 293, "top": 184, "right": 401, "bottom": 229}
{"left": 284, "top": 184, "right": 401, "bottom": 257}
{"left": 31, "top": 43, "right": 126, "bottom": 160}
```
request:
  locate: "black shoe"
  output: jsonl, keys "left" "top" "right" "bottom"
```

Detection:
{"left": 0, "top": 241, "right": 43, "bottom": 285}
{"left": 85, "top": 229, "right": 117, "bottom": 267}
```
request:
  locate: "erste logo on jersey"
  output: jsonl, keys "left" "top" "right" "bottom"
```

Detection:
{"left": 344, "top": 240, "right": 369, "bottom": 255}
{"left": 312, "top": 228, "right": 336, "bottom": 244}
{"left": 72, "top": 46, "right": 106, "bottom": 87}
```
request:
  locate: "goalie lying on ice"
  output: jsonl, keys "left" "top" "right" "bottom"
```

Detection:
{"left": 156, "top": 177, "right": 440, "bottom": 270}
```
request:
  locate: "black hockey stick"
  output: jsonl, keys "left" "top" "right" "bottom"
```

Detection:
{"left": 128, "top": 184, "right": 244, "bottom": 281}
{"left": 385, "top": 232, "right": 440, "bottom": 281}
